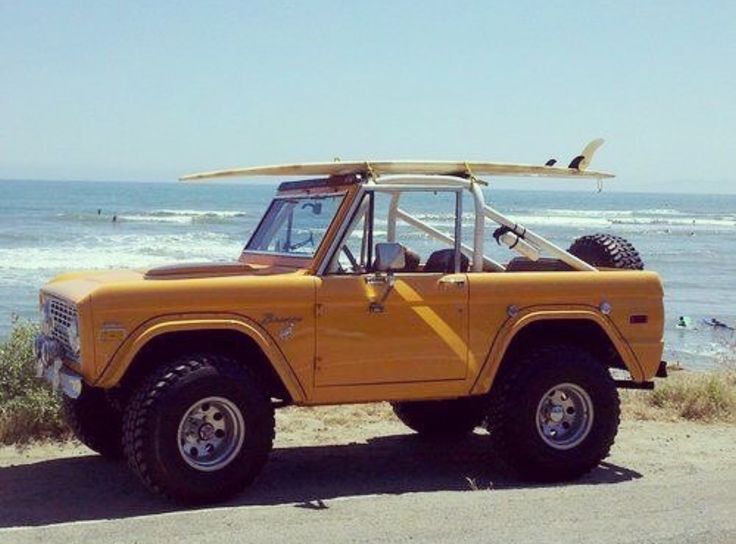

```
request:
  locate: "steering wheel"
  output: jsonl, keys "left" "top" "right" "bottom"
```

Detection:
{"left": 286, "top": 230, "right": 315, "bottom": 252}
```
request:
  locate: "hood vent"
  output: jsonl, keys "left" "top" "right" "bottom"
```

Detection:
{"left": 145, "top": 262, "right": 256, "bottom": 280}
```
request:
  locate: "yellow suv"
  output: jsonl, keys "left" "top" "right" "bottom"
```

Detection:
{"left": 35, "top": 146, "right": 667, "bottom": 503}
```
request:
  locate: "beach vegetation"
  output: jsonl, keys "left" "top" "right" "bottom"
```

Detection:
{"left": 0, "top": 320, "right": 66, "bottom": 444}
{"left": 621, "top": 348, "right": 736, "bottom": 423}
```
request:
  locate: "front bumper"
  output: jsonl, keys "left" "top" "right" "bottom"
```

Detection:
{"left": 34, "top": 334, "right": 83, "bottom": 399}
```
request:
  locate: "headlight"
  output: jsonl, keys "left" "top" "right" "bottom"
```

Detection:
{"left": 67, "top": 316, "right": 81, "bottom": 357}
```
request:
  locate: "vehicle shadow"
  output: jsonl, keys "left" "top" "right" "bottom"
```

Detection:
{"left": 0, "top": 433, "right": 642, "bottom": 528}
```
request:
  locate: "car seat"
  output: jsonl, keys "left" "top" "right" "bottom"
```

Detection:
{"left": 403, "top": 247, "right": 421, "bottom": 271}
{"left": 423, "top": 249, "right": 469, "bottom": 273}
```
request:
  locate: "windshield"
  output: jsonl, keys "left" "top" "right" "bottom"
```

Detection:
{"left": 245, "top": 193, "right": 345, "bottom": 257}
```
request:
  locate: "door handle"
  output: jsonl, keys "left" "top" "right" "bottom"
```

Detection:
{"left": 439, "top": 276, "right": 466, "bottom": 286}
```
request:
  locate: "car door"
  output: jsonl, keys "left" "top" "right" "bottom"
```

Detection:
{"left": 313, "top": 187, "right": 469, "bottom": 386}
{"left": 314, "top": 271, "right": 468, "bottom": 385}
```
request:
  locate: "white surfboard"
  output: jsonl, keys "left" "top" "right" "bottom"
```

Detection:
{"left": 181, "top": 139, "right": 614, "bottom": 181}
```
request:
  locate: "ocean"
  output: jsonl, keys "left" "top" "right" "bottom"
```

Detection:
{"left": 1, "top": 179, "right": 734, "bottom": 369}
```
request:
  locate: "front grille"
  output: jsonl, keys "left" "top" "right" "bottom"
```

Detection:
{"left": 47, "top": 297, "right": 79, "bottom": 361}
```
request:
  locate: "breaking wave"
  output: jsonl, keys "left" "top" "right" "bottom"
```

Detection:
{"left": 58, "top": 209, "right": 248, "bottom": 225}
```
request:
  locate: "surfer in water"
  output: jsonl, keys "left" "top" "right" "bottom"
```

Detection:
{"left": 702, "top": 318, "right": 735, "bottom": 331}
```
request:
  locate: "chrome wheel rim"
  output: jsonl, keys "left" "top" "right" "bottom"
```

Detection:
{"left": 177, "top": 396, "right": 245, "bottom": 472}
{"left": 536, "top": 383, "right": 594, "bottom": 450}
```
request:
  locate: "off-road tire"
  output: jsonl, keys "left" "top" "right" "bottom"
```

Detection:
{"left": 391, "top": 397, "right": 486, "bottom": 439}
{"left": 63, "top": 387, "right": 123, "bottom": 459}
{"left": 568, "top": 233, "right": 644, "bottom": 270}
{"left": 122, "top": 354, "right": 275, "bottom": 504}
{"left": 486, "top": 344, "right": 620, "bottom": 482}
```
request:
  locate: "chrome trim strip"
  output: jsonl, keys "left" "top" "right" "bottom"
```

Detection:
{"left": 242, "top": 250, "right": 317, "bottom": 259}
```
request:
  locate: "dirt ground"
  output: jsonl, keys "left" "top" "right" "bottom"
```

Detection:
{"left": 1, "top": 404, "right": 735, "bottom": 543}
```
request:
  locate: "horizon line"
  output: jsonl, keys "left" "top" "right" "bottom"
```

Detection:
{"left": 1, "top": 177, "right": 735, "bottom": 197}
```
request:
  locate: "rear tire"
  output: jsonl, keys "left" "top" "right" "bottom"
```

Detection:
{"left": 486, "top": 344, "right": 620, "bottom": 482}
{"left": 391, "top": 397, "right": 486, "bottom": 439}
{"left": 63, "top": 387, "right": 123, "bottom": 459}
{"left": 122, "top": 354, "right": 274, "bottom": 504}
{"left": 568, "top": 233, "right": 643, "bottom": 270}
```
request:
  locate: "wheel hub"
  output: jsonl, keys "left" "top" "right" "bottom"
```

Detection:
{"left": 548, "top": 404, "right": 565, "bottom": 423}
{"left": 536, "top": 383, "right": 594, "bottom": 450}
{"left": 176, "top": 396, "right": 246, "bottom": 472}
{"left": 198, "top": 423, "right": 216, "bottom": 441}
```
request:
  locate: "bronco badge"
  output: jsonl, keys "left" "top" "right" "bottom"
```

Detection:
{"left": 261, "top": 313, "right": 302, "bottom": 341}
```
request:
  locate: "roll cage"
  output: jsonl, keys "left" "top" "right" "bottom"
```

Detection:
{"left": 316, "top": 173, "right": 598, "bottom": 275}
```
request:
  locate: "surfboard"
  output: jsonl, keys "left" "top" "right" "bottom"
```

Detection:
{"left": 181, "top": 140, "right": 614, "bottom": 181}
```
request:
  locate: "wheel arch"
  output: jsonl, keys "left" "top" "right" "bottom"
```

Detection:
{"left": 471, "top": 308, "right": 644, "bottom": 395}
{"left": 95, "top": 315, "right": 306, "bottom": 403}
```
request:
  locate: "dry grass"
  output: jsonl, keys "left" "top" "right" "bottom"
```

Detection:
{"left": 275, "top": 403, "right": 397, "bottom": 446}
{"left": 621, "top": 368, "right": 736, "bottom": 423}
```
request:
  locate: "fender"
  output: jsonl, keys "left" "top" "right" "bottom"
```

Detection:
{"left": 93, "top": 313, "right": 307, "bottom": 402}
{"left": 471, "top": 306, "right": 644, "bottom": 395}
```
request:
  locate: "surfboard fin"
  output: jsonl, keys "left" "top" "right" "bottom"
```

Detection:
{"left": 568, "top": 138, "right": 605, "bottom": 170}
{"left": 545, "top": 159, "right": 557, "bottom": 166}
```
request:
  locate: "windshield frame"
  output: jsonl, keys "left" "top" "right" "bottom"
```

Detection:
{"left": 243, "top": 191, "right": 348, "bottom": 261}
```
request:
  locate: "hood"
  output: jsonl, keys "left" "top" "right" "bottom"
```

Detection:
{"left": 41, "top": 262, "right": 302, "bottom": 304}
{"left": 43, "top": 269, "right": 146, "bottom": 304}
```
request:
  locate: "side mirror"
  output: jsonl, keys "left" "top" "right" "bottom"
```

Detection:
{"left": 374, "top": 243, "right": 406, "bottom": 273}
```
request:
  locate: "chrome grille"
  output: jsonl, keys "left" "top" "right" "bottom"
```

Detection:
{"left": 47, "top": 297, "right": 79, "bottom": 361}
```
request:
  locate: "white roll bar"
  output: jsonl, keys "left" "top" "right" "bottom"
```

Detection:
{"left": 395, "top": 208, "right": 504, "bottom": 271}
{"left": 372, "top": 174, "right": 597, "bottom": 273}
{"left": 482, "top": 205, "right": 596, "bottom": 272}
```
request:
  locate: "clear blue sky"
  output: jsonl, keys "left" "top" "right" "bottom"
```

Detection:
{"left": 1, "top": 1, "right": 734, "bottom": 193}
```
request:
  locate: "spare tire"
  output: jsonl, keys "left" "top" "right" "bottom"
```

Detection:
{"left": 568, "top": 234, "right": 644, "bottom": 270}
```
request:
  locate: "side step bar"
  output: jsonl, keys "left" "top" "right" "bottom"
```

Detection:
{"left": 615, "top": 380, "right": 654, "bottom": 390}
{"left": 615, "top": 362, "right": 668, "bottom": 390}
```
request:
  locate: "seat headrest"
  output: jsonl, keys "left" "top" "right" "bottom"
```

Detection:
{"left": 424, "top": 249, "right": 468, "bottom": 273}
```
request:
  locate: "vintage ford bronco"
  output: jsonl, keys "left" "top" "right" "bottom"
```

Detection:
{"left": 35, "top": 141, "right": 666, "bottom": 503}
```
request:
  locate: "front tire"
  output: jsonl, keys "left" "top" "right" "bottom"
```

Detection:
{"left": 63, "top": 387, "right": 123, "bottom": 459}
{"left": 487, "top": 345, "right": 620, "bottom": 482}
{"left": 391, "top": 397, "right": 486, "bottom": 440}
{"left": 122, "top": 354, "right": 274, "bottom": 504}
